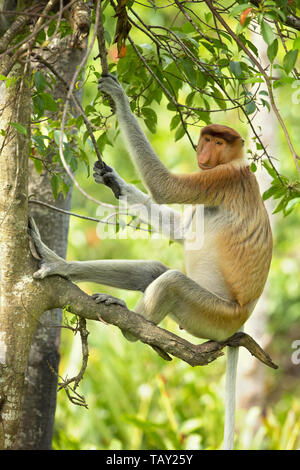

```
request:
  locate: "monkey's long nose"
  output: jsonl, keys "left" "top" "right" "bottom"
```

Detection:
{"left": 197, "top": 148, "right": 211, "bottom": 165}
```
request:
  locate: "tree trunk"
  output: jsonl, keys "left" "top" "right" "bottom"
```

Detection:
{"left": 0, "top": 62, "right": 34, "bottom": 449}
{"left": 15, "top": 42, "right": 87, "bottom": 449}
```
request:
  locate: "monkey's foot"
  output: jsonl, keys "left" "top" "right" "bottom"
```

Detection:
{"left": 28, "top": 217, "right": 68, "bottom": 280}
{"left": 92, "top": 293, "right": 127, "bottom": 308}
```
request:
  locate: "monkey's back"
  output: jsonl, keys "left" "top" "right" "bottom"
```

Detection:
{"left": 216, "top": 167, "right": 272, "bottom": 306}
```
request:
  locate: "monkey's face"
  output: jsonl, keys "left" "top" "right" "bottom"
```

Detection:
{"left": 196, "top": 125, "right": 244, "bottom": 170}
{"left": 197, "top": 134, "right": 228, "bottom": 170}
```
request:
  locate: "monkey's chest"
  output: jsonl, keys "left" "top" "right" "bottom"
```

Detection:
{"left": 184, "top": 247, "right": 232, "bottom": 301}
{"left": 184, "top": 210, "right": 233, "bottom": 301}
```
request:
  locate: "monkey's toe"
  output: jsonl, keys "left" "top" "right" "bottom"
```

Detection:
{"left": 92, "top": 293, "right": 127, "bottom": 308}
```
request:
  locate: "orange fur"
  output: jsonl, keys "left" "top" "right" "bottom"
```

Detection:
{"left": 148, "top": 125, "right": 272, "bottom": 339}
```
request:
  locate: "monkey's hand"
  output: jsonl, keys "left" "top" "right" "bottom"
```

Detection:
{"left": 93, "top": 161, "right": 126, "bottom": 199}
{"left": 29, "top": 217, "right": 68, "bottom": 280}
{"left": 98, "top": 74, "right": 127, "bottom": 104}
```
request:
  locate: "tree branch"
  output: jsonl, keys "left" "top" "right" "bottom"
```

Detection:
{"left": 204, "top": 0, "right": 300, "bottom": 178}
{"left": 44, "top": 275, "right": 278, "bottom": 370}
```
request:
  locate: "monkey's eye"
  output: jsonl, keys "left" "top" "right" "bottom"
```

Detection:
{"left": 205, "top": 136, "right": 210, "bottom": 142}
{"left": 216, "top": 141, "right": 223, "bottom": 145}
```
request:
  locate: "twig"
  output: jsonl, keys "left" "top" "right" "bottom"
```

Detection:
{"left": 59, "top": 0, "right": 108, "bottom": 206}
{"left": 28, "top": 198, "right": 153, "bottom": 233}
{"left": 29, "top": 197, "right": 116, "bottom": 217}
{"left": 173, "top": 0, "right": 213, "bottom": 43}
{"left": 58, "top": 318, "right": 89, "bottom": 392}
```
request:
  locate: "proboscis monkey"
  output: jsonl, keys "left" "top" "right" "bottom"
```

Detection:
{"left": 30, "top": 75, "right": 272, "bottom": 450}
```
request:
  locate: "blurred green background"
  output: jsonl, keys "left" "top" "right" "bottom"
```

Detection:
{"left": 52, "top": 3, "right": 300, "bottom": 451}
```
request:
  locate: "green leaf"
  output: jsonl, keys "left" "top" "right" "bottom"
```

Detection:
{"left": 10, "top": 122, "right": 27, "bottom": 136}
{"left": 96, "top": 133, "right": 107, "bottom": 153}
{"left": 230, "top": 3, "right": 252, "bottom": 16}
{"left": 141, "top": 107, "right": 157, "bottom": 124}
{"left": 33, "top": 94, "right": 44, "bottom": 118}
{"left": 273, "top": 197, "right": 287, "bottom": 214}
{"left": 175, "top": 126, "right": 186, "bottom": 141}
{"left": 245, "top": 100, "right": 256, "bottom": 115}
{"left": 34, "top": 71, "right": 47, "bottom": 92}
{"left": 285, "top": 197, "right": 300, "bottom": 214}
{"left": 40, "top": 92, "right": 58, "bottom": 112}
{"left": 283, "top": 50, "right": 298, "bottom": 75}
{"left": 50, "top": 174, "right": 59, "bottom": 200}
{"left": 212, "top": 88, "right": 227, "bottom": 110}
{"left": 263, "top": 183, "right": 286, "bottom": 201}
{"left": 180, "top": 60, "right": 197, "bottom": 86}
{"left": 170, "top": 114, "right": 181, "bottom": 131}
{"left": 261, "top": 20, "right": 275, "bottom": 46}
{"left": 229, "top": 61, "right": 242, "bottom": 77}
{"left": 33, "top": 157, "right": 44, "bottom": 174}
{"left": 250, "top": 162, "right": 257, "bottom": 172}
{"left": 243, "top": 76, "right": 264, "bottom": 84}
{"left": 262, "top": 185, "right": 278, "bottom": 201}
{"left": 267, "top": 39, "right": 278, "bottom": 63}
{"left": 262, "top": 160, "right": 278, "bottom": 179}
{"left": 142, "top": 107, "right": 157, "bottom": 134}
{"left": 293, "top": 36, "right": 300, "bottom": 50}
{"left": 196, "top": 71, "right": 207, "bottom": 89}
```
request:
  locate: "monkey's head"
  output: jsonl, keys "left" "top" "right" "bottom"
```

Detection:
{"left": 196, "top": 124, "right": 244, "bottom": 170}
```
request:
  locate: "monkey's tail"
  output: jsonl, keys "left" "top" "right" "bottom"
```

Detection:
{"left": 223, "top": 345, "right": 240, "bottom": 450}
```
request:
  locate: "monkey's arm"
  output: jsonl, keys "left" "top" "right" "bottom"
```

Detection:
{"left": 93, "top": 162, "right": 184, "bottom": 243}
{"left": 98, "top": 76, "right": 224, "bottom": 206}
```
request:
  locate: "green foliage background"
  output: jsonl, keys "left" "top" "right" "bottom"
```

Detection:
{"left": 43, "top": 1, "right": 300, "bottom": 450}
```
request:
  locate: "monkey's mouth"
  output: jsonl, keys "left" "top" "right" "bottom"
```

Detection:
{"left": 199, "top": 163, "right": 213, "bottom": 169}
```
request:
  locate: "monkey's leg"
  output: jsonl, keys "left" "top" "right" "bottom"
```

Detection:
{"left": 136, "top": 269, "right": 249, "bottom": 342}
{"left": 35, "top": 257, "right": 168, "bottom": 293}
{"left": 30, "top": 216, "right": 169, "bottom": 292}
{"left": 53, "top": 259, "right": 169, "bottom": 292}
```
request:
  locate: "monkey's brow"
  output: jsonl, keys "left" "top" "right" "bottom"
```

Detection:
{"left": 202, "top": 131, "right": 240, "bottom": 143}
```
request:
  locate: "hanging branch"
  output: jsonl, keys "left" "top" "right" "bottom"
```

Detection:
{"left": 57, "top": 317, "right": 89, "bottom": 408}
{"left": 95, "top": 0, "right": 109, "bottom": 75}
{"left": 94, "top": 0, "right": 116, "bottom": 125}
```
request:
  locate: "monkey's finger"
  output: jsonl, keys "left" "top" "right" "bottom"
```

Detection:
{"left": 93, "top": 173, "right": 105, "bottom": 184}
{"left": 93, "top": 161, "right": 112, "bottom": 173}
